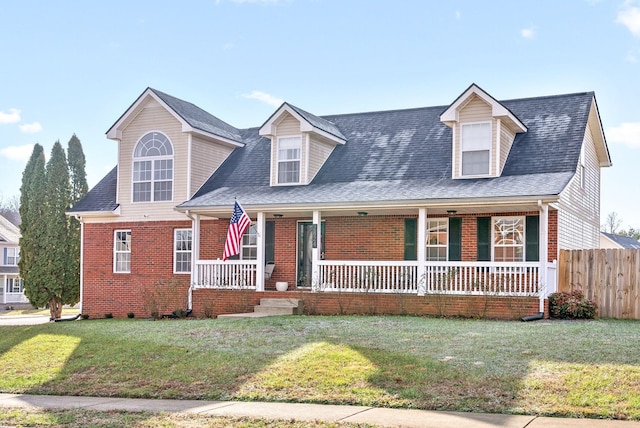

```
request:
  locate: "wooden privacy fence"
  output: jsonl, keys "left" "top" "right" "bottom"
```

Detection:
{"left": 558, "top": 249, "right": 640, "bottom": 319}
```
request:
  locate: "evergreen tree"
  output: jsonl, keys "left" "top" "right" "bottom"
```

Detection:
{"left": 66, "top": 134, "right": 88, "bottom": 307}
{"left": 41, "top": 141, "right": 72, "bottom": 319}
{"left": 19, "top": 145, "right": 47, "bottom": 308}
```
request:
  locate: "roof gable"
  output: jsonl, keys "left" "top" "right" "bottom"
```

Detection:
{"left": 0, "top": 214, "right": 20, "bottom": 244}
{"left": 259, "top": 103, "right": 346, "bottom": 144}
{"left": 440, "top": 83, "right": 527, "bottom": 133}
{"left": 602, "top": 232, "right": 640, "bottom": 249}
{"left": 106, "top": 88, "right": 244, "bottom": 147}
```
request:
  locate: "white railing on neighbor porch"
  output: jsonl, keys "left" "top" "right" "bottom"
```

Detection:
{"left": 4, "top": 292, "right": 28, "bottom": 304}
{"left": 193, "top": 260, "right": 258, "bottom": 289}
{"left": 193, "top": 259, "right": 557, "bottom": 297}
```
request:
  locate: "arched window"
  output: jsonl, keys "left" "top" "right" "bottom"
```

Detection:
{"left": 132, "top": 132, "right": 173, "bottom": 202}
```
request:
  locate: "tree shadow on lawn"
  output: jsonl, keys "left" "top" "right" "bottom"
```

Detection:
{"left": 1, "top": 317, "right": 639, "bottom": 420}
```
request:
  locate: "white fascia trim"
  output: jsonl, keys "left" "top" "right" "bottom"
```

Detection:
{"left": 259, "top": 104, "right": 345, "bottom": 145}
{"left": 107, "top": 88, "right": 156, "bottom": 139}
{"left": 440, "top": 84, "right": 527, "bottom": 133}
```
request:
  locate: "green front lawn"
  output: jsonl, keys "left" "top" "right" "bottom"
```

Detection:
{"left": 0, "top": 316, "right": 638, "bottom": 420}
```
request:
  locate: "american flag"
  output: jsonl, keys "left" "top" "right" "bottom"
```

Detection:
{"left": 222, "top": 201, "right": 251, "bottom": 261}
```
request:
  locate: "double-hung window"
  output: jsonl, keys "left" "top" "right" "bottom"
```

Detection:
{"left": 174, "top": 229, "right": 192, "bottom": 274}
{"left": 114, "top": 230, "right": 131, "bottom": 273}
{"left": 132, "top": 132, "right": 173, "bottom": 202}
{"left": 461, "top": 122, "right": 491, "bottom": 176}
{"left": 277, "top": 136, "right": 301, "bottom": 184}
{"left": 426, "top": 219, "right": 448, "bottom": 261}
{"left": 241, "top": 225, "right": 258, "bottom": 260}
{"left": 493, "top": 217, "right": 524, "bottom": 262}
{"left": 6, "top": 278, "right": 22, "bottom": 294}
{"left": 4, "top": 248, "right": 19, "bottom": 265}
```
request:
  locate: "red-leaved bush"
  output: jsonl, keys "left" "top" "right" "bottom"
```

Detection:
{"left": 548, "top": 290, "right": 597, "bottom": 319}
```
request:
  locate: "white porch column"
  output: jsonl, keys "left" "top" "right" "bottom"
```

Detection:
{"left": 312, "top": 210, "right": 321, "bottom": 289}
{"left": 539, "top": 202, "right": 549, "bottom": 313}
{"left": 417, "top": 208, "right": 427, "bottom": 296}
{"left": 188, "top": 213, "right": 201, "bottom": 310}
{"left": 256, "top": 211, "right": 266, "bottom": 292}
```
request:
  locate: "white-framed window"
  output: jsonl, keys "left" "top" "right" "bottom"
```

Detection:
{"left": 241, "top": 225, "right": 257, "bottom": 260}
{"left": 277, "top": 136, "right": 301, "bottom": 184}
{"left": 461, "top": 122, "right": 491, "bottom": 176}
{"left": 493, "top": 217, "right": 524, "bottom": 262}
{"left": 6, "top": 277, "right": 22, "bottom": 294}
{"left": 426, "top": 219, "right": 448, "bottom": 261}
{"left": 174, "top": 229, "right": 192, "bottom": 274}
{"left": 114, "top": 230, "right": 131, "bottom": 273}
{"left": 132, "top": 132, "right": 173, "bottom": 202}
{"left": 5, "top": 248, "right": 19, "bottom": 266}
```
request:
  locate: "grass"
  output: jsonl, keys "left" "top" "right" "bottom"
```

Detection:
{"left": 1, "top": 307, "right": 80, "bottom": 317}
{"left": 0, "top": 408, "right": 374, "bottom": 427}
{"left": 0, "top": 316, "right": 639, "bottom": 421}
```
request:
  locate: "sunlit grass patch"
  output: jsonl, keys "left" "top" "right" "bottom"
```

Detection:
{"left": 518, "top": 360, "right": 640, "bottom": 419}
{"left": 0, "top": 334, "right": 81, "bottom": 389}
{"left": 2, "top": 307, "right": 80, "bottom": 317}
{"left": 235, "top": 341, "right": 409, "bottom": 407}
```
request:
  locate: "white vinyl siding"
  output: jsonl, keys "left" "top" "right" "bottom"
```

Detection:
{"left": 557, "top": 124, "right": 602, "bottom": 250}
{"left": 454, "top": 96, "right": 496, "bottom": 178}
{"left": 461, "top": 122, "right": 491, "bottom": 176}
{"left": 307, "top": 135, "right": 335, "bottom": 182}
{"left": 116, "top": 98, "right": 187, "bottom": 222}
{"left": 114, "top": 230, "right": 131, "bottom": 273}
{"left": 190, "top": 136, "right": 234, "bottom": 198}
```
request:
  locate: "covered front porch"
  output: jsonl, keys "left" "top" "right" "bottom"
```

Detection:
{"left": 185, "top": 200, "right": 558, "bottom": 315}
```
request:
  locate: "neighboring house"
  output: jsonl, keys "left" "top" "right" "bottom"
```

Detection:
{"left": 68, "top": 84, "right": 612, "bottom": 319}
{"left": 0, "top": 214, "right": 25, "bottom": 305}
{"left": 600, "top": 232, "right": 640, "bottom": 249}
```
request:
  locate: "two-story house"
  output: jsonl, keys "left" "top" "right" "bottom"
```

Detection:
{"left": 0, "top": 214, "right": 25, "bottom": 305}
{"left": 69, "top": 84, "right": 611, "bottom": 319}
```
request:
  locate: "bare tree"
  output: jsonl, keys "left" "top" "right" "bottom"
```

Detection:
{"left": 601, "top": 211, "right": 623, "bottom": 234}
{"left": 0, "top": 193, "right": 20, "bottom": 226}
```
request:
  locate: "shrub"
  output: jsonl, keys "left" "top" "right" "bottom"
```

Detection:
{"left": 104, "top": 313, "right": 113, "bottom": 319}
{"left": 127, "top": 312, "right": 135, "bottom": 318}
{"left": 81, "top": 314, "right": 89, "bottom": 320}
{"left": 549, "top": 290, "right": 597, "bottom": 319}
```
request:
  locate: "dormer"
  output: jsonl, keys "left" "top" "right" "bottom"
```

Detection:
{"left": 440, "top": 84, "right": 527, "bottom": 179}
{"left": 105, "top": 88, "right": 243, "bottom": 219}
{"left": 259, "top": 103, "right": 346, "bottom": 186}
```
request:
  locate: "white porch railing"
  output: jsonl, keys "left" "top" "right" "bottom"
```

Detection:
{"left": 193, "top": 260, "right": 258, "bottom": 290}
{"left": 317, "top": 261, "right": 420, "bottom": 293}
{"left": 422, "top": 262, "right": 541, "bottom": 296}
{"left": 192, "top": 259, "right": 557, "bottom": 297}
{"left": 3, "top": 292, "right": 28, "bottom": 304}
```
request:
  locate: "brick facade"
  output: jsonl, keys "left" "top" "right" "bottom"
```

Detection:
{"left": 81, "top": 211, "right": 557, "bottom": 320}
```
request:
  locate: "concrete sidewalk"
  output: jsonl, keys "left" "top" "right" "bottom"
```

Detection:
{"left": 1, "top": 394, "right": 639, "bottom": 427}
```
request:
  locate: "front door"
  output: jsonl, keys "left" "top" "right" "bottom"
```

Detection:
{"left": 297, "top": 221, "right": 325, "bottom": 287}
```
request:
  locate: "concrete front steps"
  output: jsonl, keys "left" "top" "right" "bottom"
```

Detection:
{"left": 217, "top": 298, "right": 303, "bottom": 319}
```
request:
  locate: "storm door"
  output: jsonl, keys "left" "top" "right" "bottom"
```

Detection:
{"left": 297, "top": 221, "right": 325, "bottom": 287}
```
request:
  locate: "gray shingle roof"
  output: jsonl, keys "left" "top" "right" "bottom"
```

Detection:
{"left": 67, "top": 166, "right": 118, "bottom": 213}
{"left": 185, "top": 91, "right": 592, "bottom": 208}
{"left": 151, "top": 89, "right": 243, "bottom": 143}
{"left": 286, "top": 103, "right": 346, "bottom": 141}
{"left": 602, "top": 232, "right": 640, "bottom": 249}
{"left": 73, "top": 90, "right": 596, "bottom": 213}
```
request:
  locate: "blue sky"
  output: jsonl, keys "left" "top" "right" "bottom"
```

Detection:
{"left": 1, "top": 0, "right": 639, "bottom": 229}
